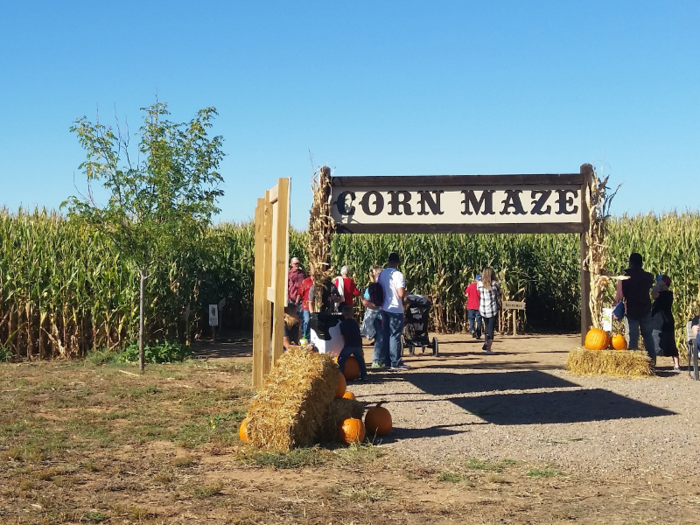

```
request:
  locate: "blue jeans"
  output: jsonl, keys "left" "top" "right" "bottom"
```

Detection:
{"left": 301, "top": 309, "right": 310, "bottom": 340}
{"left": 626, "top": 311, "right": 654, "bottom": 358}
{"left": 372, "top": 314, "right": 384, "bottom": 364}
{"left": 467, "top": 309, "right": 482, "bottom": 337}
{"left": 380, "top": 311, "right": 405, "bottom": 368}
{"left": 338, "top": 346, "right": 368, "bottom": 379}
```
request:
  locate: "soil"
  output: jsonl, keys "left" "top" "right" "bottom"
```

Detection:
{"left": 2, "top": 332, "right": 700, "bottom": 524}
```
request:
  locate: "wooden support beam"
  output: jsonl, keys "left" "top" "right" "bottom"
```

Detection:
{"left": 261, "top": 190, "right": 273, "bottom": 378}
{"left": 580, "top": 163, "right": 594, "bottom": 345}
{"left": 252, "top": 198, "right": 265, "bottom": 388}
{"left": 271, "top": 178, "right": 290, "bottom": 366}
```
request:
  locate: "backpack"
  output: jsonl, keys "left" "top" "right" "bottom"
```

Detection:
{"left": 367, "top": 282, "right": 384, "bottom": 308}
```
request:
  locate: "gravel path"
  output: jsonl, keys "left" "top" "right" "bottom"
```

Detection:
{"left": 350, "top": 333, "right": 700, "bottom": 475}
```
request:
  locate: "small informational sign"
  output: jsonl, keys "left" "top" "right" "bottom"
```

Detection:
{"left": 502, "top": 301, "right": 526, "bottom": 310}
{"left": 601, "top": 307, "right": 613, "bottom": 332}
{"left": 208, "top": 304, "right": 218, "bottom": 326}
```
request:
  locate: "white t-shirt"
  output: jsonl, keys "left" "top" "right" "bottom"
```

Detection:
{"left": 379, "top": 267, "right": 405, "bottom": 314}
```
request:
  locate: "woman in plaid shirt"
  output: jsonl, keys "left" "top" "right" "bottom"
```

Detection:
{"left": 477, "top": 267, "right": 501, "bottom": 354}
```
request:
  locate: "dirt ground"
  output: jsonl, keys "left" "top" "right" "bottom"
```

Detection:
{"left": 2, "top": 332, "right": 700, "bottom": 524}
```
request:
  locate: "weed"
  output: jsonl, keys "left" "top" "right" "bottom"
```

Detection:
{"left": 193, "top": 481, "right": 224, "bottom": 499}
{"left": 487, "top": 474, "right": 509, "bottom": 484}
{"left": 438, "top": 471, "right": 464, "bottom": 483}
{"left": 333, "top": 442, "right": 385, "bottom": 465}
{"left": 0, "top": 347, "right": 11, "bottom": 362}
{"left": 466, "top": 458, "right": 517, "bottom": 472}
{"left": 173, "top": 455, "right": 198, "bottom": 468}
{"left": 340, "top": 486, "right": 392, "bottom": 502}
{"left": 117, "top": 339, "right": 192, "bottom": 364}
{"left": 153, "top": 471, "right": 174, "bottom": 484}
{"left": 36, "top": 466, "right": 66, "bottom": 481}
{"left": 84, "top": 511, "right": 107, "bottom": 522}
{"left": 238, "top": 447, "right": 328, "bottom": 469}
{"left": 526, "top": 468, "right": 559, "bottom": 478}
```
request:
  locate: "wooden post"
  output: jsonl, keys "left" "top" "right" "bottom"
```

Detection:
{"left": 252, "top": 198, "right": 265, "bottom": 388}
{"left": 270, "top": 178, "right": 290, "bottom": 367}
{"left": 512, "top": 310, "right": 517, "bottom": 336}
{"left": 580, "top": 163, "right": 594, "bottom": 345}
{"left": 261, "top": 191, "right": 273, "bottom": 378}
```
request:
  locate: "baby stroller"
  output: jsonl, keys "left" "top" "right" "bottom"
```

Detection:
{"left": 402, "top": 294, "right": 439, "bottom": 356}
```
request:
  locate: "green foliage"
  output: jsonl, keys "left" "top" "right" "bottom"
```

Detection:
{"left": 116, "top": 339, "right": 192, "bottom": 364}
{"left": 0, "top": 347, "right": 11, "bottom": 362}
{"left": 526, "top": 468, "right": 559, "bottom": 478}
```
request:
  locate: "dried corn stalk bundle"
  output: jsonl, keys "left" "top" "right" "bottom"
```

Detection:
{"left": 584, "top": 170, "right": 620, "bottom": 330}
{"left": 246, "top": 347, "right": 338, "bottom": 451}
{"left": 306, "top": 166, "right": 335, "bottom": 312}
{"left": 566, "top": 348, "right": 653, "bottom": 378}
{"left": 319, "top": 397, "right": 365, "bottom": 442}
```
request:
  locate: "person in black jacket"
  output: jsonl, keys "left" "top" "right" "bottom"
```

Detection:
{"left": 651, "top": 275, "right": 680, "bottom": 371}
{"left": 613, "top": 253, "right": 655, "bottom": 358}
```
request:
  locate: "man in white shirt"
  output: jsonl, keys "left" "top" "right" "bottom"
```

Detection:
{"left": 378, "top": 252, "right": 411, "bottom": 371}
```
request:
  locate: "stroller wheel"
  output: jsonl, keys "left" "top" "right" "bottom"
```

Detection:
{"left": 421, "top": 346, "right": 426, "bottom": 354}
{"left": 431, "top": 337, "right": 439, "bottom": 356}
{"left": 408, "top": 344, "right": 415, "bottom": 356}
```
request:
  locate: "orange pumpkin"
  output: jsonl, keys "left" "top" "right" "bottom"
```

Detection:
{"left": 239, "top": 419, "right": 249, "bottom": 443}
{"left": 342, "top": 356, "right": 361, "bottom": 381}
{"left": 335, "top": 371, "right": 347, "bottom": 398}
{"left": 584, "top": 328, "right": 609, "bottom": 350}
{"left": 611, "top": 334, "right": 627, "bottom": 350}
{"left": 365, "top": 401, "right": 392, "bottom": 436}
{"left": 342, "top": 391, "right": 356, "bottom": 400}
{"left": 338, "top": 417, "right": 366, "bottom": 444}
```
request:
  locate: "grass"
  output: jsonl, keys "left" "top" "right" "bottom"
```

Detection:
{"left": 527, "top": 468, "right": 560, "bottom": 478}
{"left": 466, "top": 457, "right": 517, "bottom": 472}
{"left": 437, "top": 471, "right": 464, "bottom": 483}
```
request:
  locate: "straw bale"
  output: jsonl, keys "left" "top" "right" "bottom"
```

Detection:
{"left": 319, "top": 397, "right": 365, "bottom": 442}
{"left": 566, "top": 347, "right": 654, "bottom": 378}
{"left": 246, "top": 347, "right": 339, "bottom": 451}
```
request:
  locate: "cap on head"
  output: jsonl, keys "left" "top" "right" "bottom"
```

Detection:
{"left": 388, "top": 252, "right": 400, "bottom": 263}
{"left": 475, "top": 274, "right": 482, "bottom": 280}
{"left": 629, "top": 253, "right": 643, "bottom": 268}
{"left": 340, "top": 265, "right": 349, "bottom": 276}
{"left": 661, "top": 275, "right": 671, "bottom": 286}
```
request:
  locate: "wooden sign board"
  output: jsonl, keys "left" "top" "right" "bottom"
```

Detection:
{"left": 502, "top": 301, "right": 526, "bottom": 311}
{"left": 330, "top": 174, "right": 585, "bottom": 234}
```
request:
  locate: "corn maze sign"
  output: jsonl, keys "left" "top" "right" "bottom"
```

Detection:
{"left": 331, "top": 173, "right": 588, "bottom": 234}
{"left": 330, "top": 165, "right": 594, "bottom": 343}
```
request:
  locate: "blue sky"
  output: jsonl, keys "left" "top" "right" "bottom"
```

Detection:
{"left": 1, "top": 1, "right": 698, "bottom": 230}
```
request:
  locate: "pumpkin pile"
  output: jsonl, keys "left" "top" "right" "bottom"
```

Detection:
{"left": 243, "top": 348, "right": 393, "bottom": 450}
{"left": 584, "top": 328, "right": 627, "bottom": 351}
{"left": 570, "top": 328, "right": 652, "bottom": 378}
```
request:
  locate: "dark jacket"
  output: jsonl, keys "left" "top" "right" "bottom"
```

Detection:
{"left": 619, "top": 267, "right": 654, "bottom": 319}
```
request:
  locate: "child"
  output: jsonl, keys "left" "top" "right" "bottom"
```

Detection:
{"left": 338, "top": 305, "right": 369, "bottom": 380}
{"left": 464, "top": 274, "right": 482, "bottom": 339}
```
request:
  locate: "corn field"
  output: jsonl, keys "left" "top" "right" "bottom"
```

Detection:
{"left": 2, "top": 209, "right": 699, "bottom": 359}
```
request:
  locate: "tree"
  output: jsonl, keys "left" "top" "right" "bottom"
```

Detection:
{"left": 65, "top": 102, "right": 225, "bottom": 371}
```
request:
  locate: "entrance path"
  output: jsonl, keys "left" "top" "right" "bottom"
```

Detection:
{"left": 351, "top": 333, "right": 700, "bottom": 476}
{"left": 194, "top": 332, "right": 699, "bottom": 475}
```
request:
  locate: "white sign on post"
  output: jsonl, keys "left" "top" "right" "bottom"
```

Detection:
{"left": 209, "top": 304, "right": 219, "bottom": 327}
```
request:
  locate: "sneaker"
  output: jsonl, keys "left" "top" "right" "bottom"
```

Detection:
{"left": 673, "top": 366, "right": 681, "bottom": 372}
{"left": 390, "top": 364, "right": 412, "bottom": 371}
{"left": 484, "top": 349, "right": 494, "bottom": 355}
{"left": 359, "top": 375, "right": 370, "bottom": 381}
{"left": 371, "top": 362, "right": 385, "bottom": 369}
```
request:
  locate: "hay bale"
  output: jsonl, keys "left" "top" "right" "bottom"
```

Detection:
{"left": 319, "top": 398, "right": 365, "bottom": 442}
{"left": 246, "top": 347, "right": 338, "bottom": 450}
{"left": 566, "top": 348, "right": 654, "bottom": 378}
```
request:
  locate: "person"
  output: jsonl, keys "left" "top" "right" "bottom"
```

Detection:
{"left": 296, "top": 275, "right": 313, "bottom": 339}
{"left": 333, "top": 266, "right": 362, "bottom": 307}
{"left": 338, "top": 305, "right": 369, "bottom": 381}
{"left": 651, "top": 275, "right": 680, "bottom": 371}
{"left": 283, "top": 303, "right": 301, "bottom": 351}
{"left": 465, "top": 274, "right": 482, "bottom": 339}
{"left": 613, "top": 253, "right": 655, "bottom": 360}
{"left": 378, "top": 252, "right": 411, "bottom": 371}
{"left": 361, "top": 266, "right": 384, "bottom": 369}
{"left": 308, "top": 276, "right": 342, "bottom": 313}
{"left": 287, "top": 257, "right": 306, "bottom": 310}
{"left": 477, "top": 267, "right": 501, "bottom": 354}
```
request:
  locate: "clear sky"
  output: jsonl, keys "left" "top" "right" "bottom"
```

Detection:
{"left": 1, "top": 1, "right": 698, "bottom": 230}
